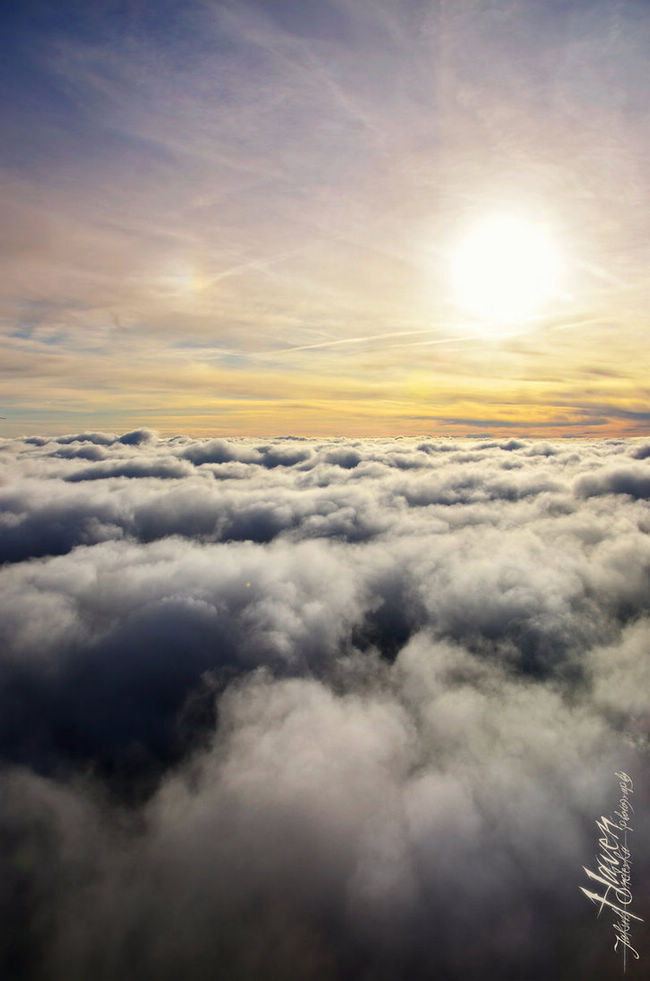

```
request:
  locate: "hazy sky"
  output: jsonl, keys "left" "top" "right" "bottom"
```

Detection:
{"left": 2, "top": 0, "right": 649, "bottom": 436}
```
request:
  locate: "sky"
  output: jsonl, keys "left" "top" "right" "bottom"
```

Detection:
{"left": 1, "top": 0, "right": 649, "bottom": 437}
{"left": 0, "top": 431, "right": 649, "bottom": 978}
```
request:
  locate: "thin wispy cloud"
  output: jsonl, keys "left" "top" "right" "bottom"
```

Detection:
{"left": 1, "top": 0, "right": 649, "bottom": 435}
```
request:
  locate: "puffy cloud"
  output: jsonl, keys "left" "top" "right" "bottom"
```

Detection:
{"left": 575, "top": 465, "right": 650, "bottom": 500}
{"left": 55, "top": 432, "right": 118, "bottom": 446}
{"left": 118, "top": 429, "right": 158, "bottom": 446}
{"left": 632, "top": 442, "right": 650, "bottom": 460}
{"left": 0, "top": 434, "right": 649, "bottom": 978}
{"left": 64, "top": 457, "right": 194, "bottom": 482}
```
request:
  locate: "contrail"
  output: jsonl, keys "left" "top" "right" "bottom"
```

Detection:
{"left": 209, "top": 248, "right": 304, "bottom": 286}
{"left": 256, "top": 328, "right": 440, "bottom": 356}
{"left": 576, "top": 259, "right": 627, "bottom": 287}
{"left": 258, "top": 311, "right": 605, "bottom": 358}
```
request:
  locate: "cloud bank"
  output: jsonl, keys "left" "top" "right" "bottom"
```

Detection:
{"left": 0, "top": 433, "right": 648, "bottom": 979}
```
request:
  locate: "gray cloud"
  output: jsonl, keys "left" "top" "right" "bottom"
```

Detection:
{"left": 0, "top": 434, "right": 649, "bottom": 978}
{"left": 575, "top": 464, "right": 650, "bottom": 500}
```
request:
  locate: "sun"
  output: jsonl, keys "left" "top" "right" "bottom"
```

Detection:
{"left": 449, "top": 214, "right": 564, "bottom": 326}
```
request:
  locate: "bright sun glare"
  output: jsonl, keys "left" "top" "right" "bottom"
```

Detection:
{"left": 450, "top": 214, "right": 564, "bottom": 326}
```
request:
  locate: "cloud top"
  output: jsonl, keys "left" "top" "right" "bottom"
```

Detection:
{"left": 0, "top": 433, "right": 648, "bottom": 978}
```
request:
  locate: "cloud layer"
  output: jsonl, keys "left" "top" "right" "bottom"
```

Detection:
{"left": 0, "top": 433, "right": 649, "bottom": 978}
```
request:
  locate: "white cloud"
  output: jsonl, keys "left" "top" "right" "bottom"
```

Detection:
{"left": 0, "top": 433, "right": 648, "bottom": 978}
